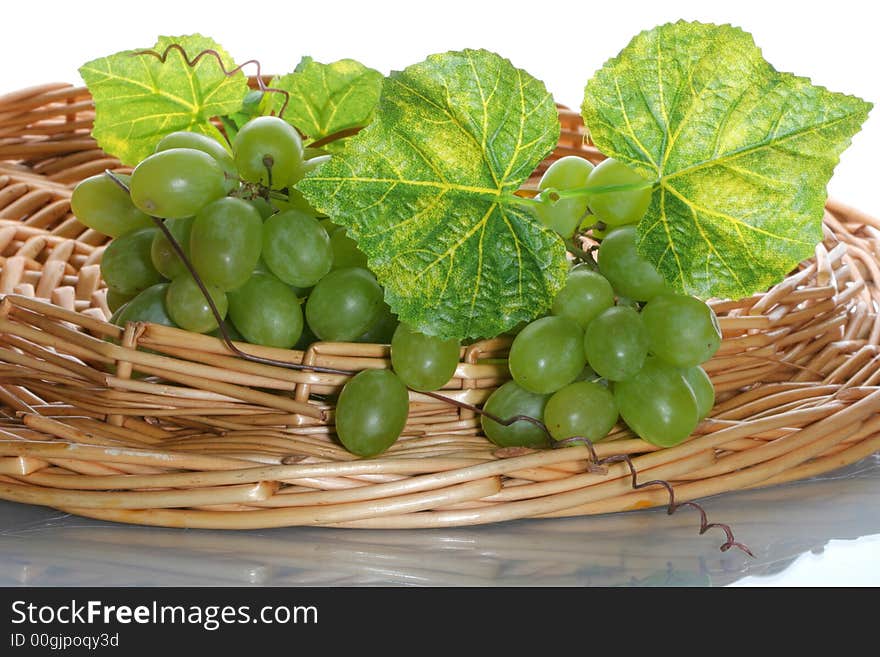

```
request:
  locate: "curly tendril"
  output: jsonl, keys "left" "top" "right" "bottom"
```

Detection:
{"left": 131, "top": 44, "right": 292, "bottom": 118}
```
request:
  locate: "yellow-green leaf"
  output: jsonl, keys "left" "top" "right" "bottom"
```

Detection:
{"left": 80, "top": 34, "right": 248, "bottom": 166}
{"left": 270, "top": 57, "right": 383, "bottom": 151}
{"left": 297, "top": 49, "right": 565, "bottom": 339}
{"left": 582, "top": 21, "right": 872, "bottom": 299}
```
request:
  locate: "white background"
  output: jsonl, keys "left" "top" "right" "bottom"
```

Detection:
{"left": 2, "top": 0, "right": 878, "bottom": 215}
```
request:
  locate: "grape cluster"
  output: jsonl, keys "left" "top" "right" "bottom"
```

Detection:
{"left": 71, "top": 121, "right": 464, "bottom": 458}
{"left": 481, "top": 155, "right": 721, "bottom": 449}
{"left": 71, "top": 118, "right": 394, "bottom": 350}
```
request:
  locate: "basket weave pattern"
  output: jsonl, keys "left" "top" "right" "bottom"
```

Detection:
{"left": 0, "top": 83, "right": 878, "bottom": 530}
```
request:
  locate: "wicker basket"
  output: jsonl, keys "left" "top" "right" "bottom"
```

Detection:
{"left": 0, "top": 82, "right": 878, "bottom": 538}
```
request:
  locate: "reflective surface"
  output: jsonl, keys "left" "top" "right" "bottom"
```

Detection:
{"left": 1, "top": 454, "right": 877, "bottom": 587}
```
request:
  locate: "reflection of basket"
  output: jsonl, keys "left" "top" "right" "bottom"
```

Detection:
{"left": 0, "top": 83, "right": 878, "bottom": 530}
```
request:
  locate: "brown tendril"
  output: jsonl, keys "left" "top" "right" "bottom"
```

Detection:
{"left": 420, "top": 388, "right": 752, "bottom": 556}
{"left": 132, "top": 44, "right": 292, "bottom": 118}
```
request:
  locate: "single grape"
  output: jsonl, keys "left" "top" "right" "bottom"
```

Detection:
{"left": 155, "top": 131, "right": 238, "bottom": 193}
{"left": 305, "top": 268, "right": 383, "bottom": 341}
{"left": 190, "top": 197, "right": 263, "bottom": 290}
{"left": 597, "top": 226, "right": 668, "bottom": 301}
{"left": 356, "top": 302, "right": 399, "bottom": 344}
{"left": 335, "top": 369, "right": 409, "bottom": 457}
{"left": 129, "top": 148, "right": 227, "bottom": 219}
{"left": 100, "top": 227, "right": 163, "bottom": 295}
{"left": 209, "top": 321, "right": 244, "bottom": 343}
{"left": 70, "top": 173, "right": 153, "bottom": 237}
{"left": 329, "top": 226, "right": 369, "bottom": 270}
{"left": 294, "top": 321, "right": 319, "bottom": 351}
{"left": 551, "top": 266, "right": 615, "bottom": 329}
{"left": 508, "top": 316, "right": 586, "bottom": 394}
{"left": 248, "top": 196, "right": 276, "bottom": 220}
{"left": 585, "top": 158, "right": 653, "bottom": 227}
{"left": 390, "top": 324, "right": 460, "bottom": 391}
{"left": 262, "top": 210, "right": 333, "bottom": 287}
{"left": 641, "top": 293, "right": 722, "bottom": 367}
{"left": 682, "top": 365, "right": 715, "bottom": 419}
{"left": 613, "top": 356, "right": 700, "bottom": 447}
{"left": 543, "top": 381, "right": 618, "bottom": 442}
{"left": 112, "top": 283, "right": 176, "bottom": 328}
{"left": 274, "top": 188, "right": 318, "bottom": 215}
{"left": 233, "top": 116, "right": 304, "bottom": 189}
{"left": 165, "top": 274, "right": 227, "bottom": 334}
{"left": 481, "top": 380, "right": 551, "bottom": 448}
{"left": 227, "top": 273, "right": 303, "bottom": 348}
{"left": 584, "top": 306, "right": 648, "bottom": 381}
{"left": 150, "top": 217, "right": 194, "bottom": 280}
{"left": 534, "top": 156, "right": 594, "bottom": 238}
{"left": 106, "top": 288, "right": 135, "bottom": 314}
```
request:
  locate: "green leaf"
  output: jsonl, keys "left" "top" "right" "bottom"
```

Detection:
{"left": 80, "top": 34, "right": 248, "bottom": 165}
{"left": 582, "top": 21, "right": 872, "bottom": 299}
{"left": 297, "top": 49, "right": 565, "bottom": 339}
{"left": 270, "top": 57, "right": 383, "bottom": 151}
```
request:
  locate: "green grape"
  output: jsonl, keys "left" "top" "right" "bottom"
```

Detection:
{"left": 551, "top": 266, "right": 615, "bottom": 329}
{"left": 390, "top": 323, "right": 460, "bottom": 391}
{"left": 543, "top": 381, "right": 618, "bottom": 442}
{"left": 209, "top": 321, "right": 244, "bottom": 343}
{"left": 129, "top": 148, "right": 227, "bottom": 219}
{"left": 335, "top": 369, "right": 409, "bottom": 457}
{"left": 329, "top": 226, "right": 369, "bottom": 270}
{"left": 585, "top": 158, "right": 653, "bottom": 227}
{"left": 190, "top": 197, "right": 263, "bottom": 290}
{"left": 294, "top": 321, "right": 319, "bottom": 351}
{"left": 274, "top": 188, "right": 318, "bottom": 215}
{"left": 641, "top": 293, "right": 722, "bottom": 368}
{"left": 100, "top": 227, "right": 163, "bottom": 295}
{"left": 70, "top": 173, "right": 153, "bottom": 238}
{"left": 155, "top": 131, "right": 238, "bottom": 193}
{"left": 534, "top": 156, "right": 594, "bottom": 238}
{"left": 356, "top": 302, "right": 399, "bottom": 344}
{"left": 613, "top": 356, "right": 700, "bottom": 447}
{"left": 233, "top": 116, "right": 304, "bottom": 190}
{"left": 597, "top": 226, "right": 669, "bottom": 301}
{"left": 248, "top": 196, "right": 276, "bottom": 220}
{"left": 112, "top": 283, "right": 176, "bottom": 328}
{"left": 150, "top": 217, "right": 194, "bottom": 280}
{"left": 106, "top": 288, "right": 135, "bottom": 314}
{"left": 481, "top": 380, "right": 550, "bottom": 448}
{"left": 262, "top": 210, "right": 333, "bottom": 287}
{"left": 584, "top": 306, "right": 648, "bottom": 381}
{"left": 227, "top": 273, "right": 303, "bottom": 348}
{"left": 165, "top": 274, "right": 227, "bottom": 333}
{"left": 508, "top": 316, "right": 586, "bottom": 394}
{"left": 682, "top": 365, "right": 715, "bottom": 419}
{"left": 305, "top": 268, "right": 383, "bottom": 341}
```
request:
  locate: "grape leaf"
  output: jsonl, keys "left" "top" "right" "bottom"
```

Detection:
{"left": 270, "top": 57, "right": 383, "bottom": 151}
{"left": 582, "top": 21, "right": 872, "bottom": 299}
{"left": 297, "top": 49, "right": 565, "bottom": 339}
{"left": 80, "top": 34, "right": 247, "bottom": 165}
